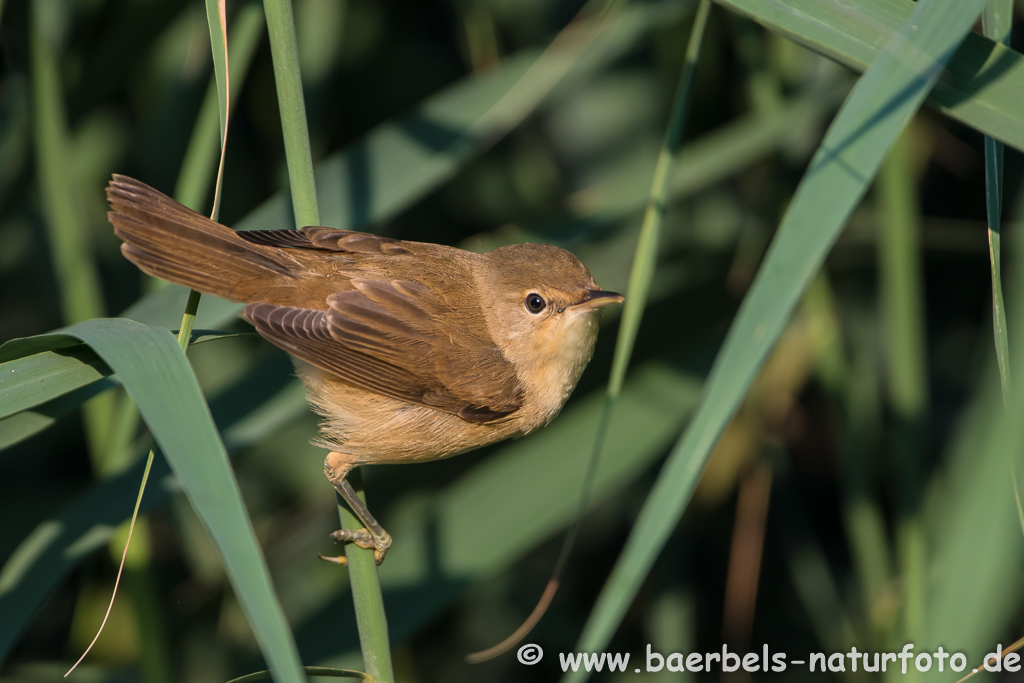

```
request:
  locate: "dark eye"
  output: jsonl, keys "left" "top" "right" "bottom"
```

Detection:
{"left": 525, "top": 293, "right": 546, "bottom": 313}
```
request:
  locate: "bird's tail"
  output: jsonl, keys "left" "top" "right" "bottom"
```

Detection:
{"left": 106, "top": 175, "right": 297, "bottom": 301}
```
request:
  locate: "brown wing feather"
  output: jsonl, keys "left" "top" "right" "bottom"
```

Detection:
{"left": 244, "top": 278, "right": 523, "bottom": 423}
{"left": 237, "top": 226, "right": 411, "bottom": 254}
{"left": 235, "top": 229, "right": 315, "bottom": 249}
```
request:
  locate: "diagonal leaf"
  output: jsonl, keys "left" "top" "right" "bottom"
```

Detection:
{"left": 0, "top": 381, "right": 116, "bottom": 450}
{"left": 0, "top": 362, "right": 310, "bottom": 665}
{"left": 0, "top": 319, "right": 306, "bottom": 683}
{"left": 719, "top": 0, "right": 1024, "bottom": 153}
{"left": 0, "top": 329, "right": 249, "bottom": 432}
{"left": 565, "top": 0, "right": 988, "bottom": 678}
{"left": 0, "top": 345, "right": 110, "bottom": 420}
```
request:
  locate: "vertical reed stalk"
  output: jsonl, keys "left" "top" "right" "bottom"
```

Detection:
{"left": 264, "top": 0, "right": 393, "bottom": 678}
{"left": 877, "top": 131, "right": 927, "bottom": 663}
{"left": 981, "top": 0, "right": 1013, "bottom": 409}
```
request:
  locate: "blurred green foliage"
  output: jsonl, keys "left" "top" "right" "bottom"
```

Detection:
{"left": 2, "top": 0, "right": 1024, "bottom": 681}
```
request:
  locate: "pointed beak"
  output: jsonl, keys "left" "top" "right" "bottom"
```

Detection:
{"left": 572, "top": 289, "right": 625, "bottom": 310}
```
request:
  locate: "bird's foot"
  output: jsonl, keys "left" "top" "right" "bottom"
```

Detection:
{"left": 327, "top": 528, "right": 392, "bottom": 565}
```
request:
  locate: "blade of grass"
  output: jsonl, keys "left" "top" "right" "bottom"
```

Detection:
{"left": 982, "top": 0, "right": 1012, "bottom": 408}
{"left": 922, "top": 168, "right": 1024, "bottom": 659}
{"left": 717, "top": 0, "right": 1024, "bottom": 153}
{"left": 176, "top": 1, "right": 264, "bottom": 212}
{"left": 55, "top": 320, "right": 305, "bottom": 683}
{"left": 0, "top": 346, "right": 111, "bottom": 419}
{"left": 925, "top": 4, "right": 1024, "bottom": 652}
{"left": 0, "top": 381, "right": 116, "bottom": 450}
{"left": 608, "top": 0, "right": 710, "bottom": 399}
{"left": 0, "top": 356, "right": 306, "bottom": 665}
{"left": 0, "top": 329, "right": 247, "bottom": 428}
{"left": 564, "top": 1, "right": 988, "bottom": 678}
{"left": 981, "top": 0, "right": 1020, "bottom": 568}
{"left": 0, "top": 320, "right": 306, "bottom": 680}
{"left": 0, "top": 332, "right": 253, "bottom": 451}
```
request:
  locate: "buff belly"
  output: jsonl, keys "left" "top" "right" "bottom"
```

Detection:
{"left": 297, "top": 363, "right": 532, "bottom": 465}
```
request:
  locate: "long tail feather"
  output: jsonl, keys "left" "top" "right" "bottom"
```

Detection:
{"left": 106, "top": 175, "right": 298, "bottom": 301}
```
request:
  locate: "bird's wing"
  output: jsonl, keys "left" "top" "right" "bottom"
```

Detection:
{"left": 244, "top": 278, "right": 523, "bottom": 423}
{"left": 237, "top": 226, "right": 412, "bottom": 254}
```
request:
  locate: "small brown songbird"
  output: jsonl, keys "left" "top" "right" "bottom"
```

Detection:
{"left": 106, "top": 175, "right": 623, "bottom": 563}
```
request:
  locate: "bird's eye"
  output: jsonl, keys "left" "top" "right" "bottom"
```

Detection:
{"left": 525, "top": 293, "right": 546, "bottom": 314}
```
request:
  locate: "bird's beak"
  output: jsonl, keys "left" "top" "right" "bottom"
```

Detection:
{"left": 572, "top": 289, "right": 625, "bottom": 310}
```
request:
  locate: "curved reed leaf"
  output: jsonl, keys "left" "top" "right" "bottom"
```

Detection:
{"left": 0, "top": 330, "right": 247, "bottom": 435}
{"left": 0, "top": 319, "right": 305, "bottom": 682}
{"left": 982, "top": 0, "right": 1013, "bottom": 406}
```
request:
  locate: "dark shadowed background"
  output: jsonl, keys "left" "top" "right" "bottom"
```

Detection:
{"left": 2, "top": 0, "right": 1024, "bottom": 681}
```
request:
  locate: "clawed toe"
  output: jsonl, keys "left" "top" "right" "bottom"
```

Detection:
{"left": 373, "top": 532, "right": 392, "bottom": 565}
{"left": 330, "top": 528, "right": 374, "bottom": 546}
{"left": 328, "top": 528, "right": 392, "bottom": 565}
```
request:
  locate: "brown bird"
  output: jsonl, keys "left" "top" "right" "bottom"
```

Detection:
{"left": 106, "top": 174, "right": 623, "bottom": 563}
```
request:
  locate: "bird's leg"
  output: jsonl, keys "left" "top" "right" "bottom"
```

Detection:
{"left": 321, "top": 451, "right": 392, "bottom": 565}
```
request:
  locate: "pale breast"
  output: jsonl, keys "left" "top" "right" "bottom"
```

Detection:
{"left": 517, "top": 310, "right": 600, "bottom": 428}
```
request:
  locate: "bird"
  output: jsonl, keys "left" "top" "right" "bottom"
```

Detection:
{"left": 106, "top": 174, "right": 623, "bottom": 563}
